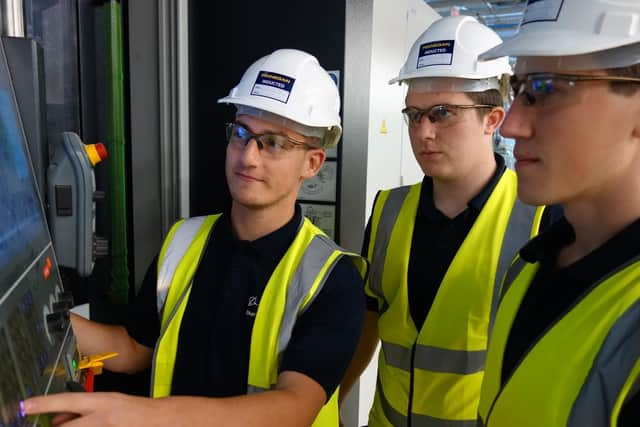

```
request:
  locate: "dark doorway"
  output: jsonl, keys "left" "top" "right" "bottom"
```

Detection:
{"left": 189, "top": 0, "right": 346, "bottom": 216}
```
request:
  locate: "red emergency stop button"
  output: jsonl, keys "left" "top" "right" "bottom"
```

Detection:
{"left": 85, "top": 142, "right": 108, "bottom": 166}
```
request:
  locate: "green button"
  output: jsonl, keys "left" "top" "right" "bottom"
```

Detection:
{"left": 72, "top": 359, "right": 77, "bottom": 370}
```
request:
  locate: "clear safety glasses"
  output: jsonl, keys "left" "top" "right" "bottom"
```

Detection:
{"left": 510, "top": 73, "right": 640, "bottom": 107}
{"left": 402, "top": 104, "right": 497, "bottom": 128}
{"left": 225, "top": 122, "right": 315, "bottom": 158}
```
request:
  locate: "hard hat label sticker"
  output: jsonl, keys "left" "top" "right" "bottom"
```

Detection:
{"left": 417, "top": 40, "right": 454, "bottom": 69}
{"left": 251, "top": 71, "right": 296, "bottom": 104}
{"left": 522, "top": 0, "right": 563, "bottom": 25}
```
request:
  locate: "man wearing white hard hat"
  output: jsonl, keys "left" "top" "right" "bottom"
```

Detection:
{"left": 476, "top": 1, "right": 640, "bottom": 426}
{"left": 340, "top": 16, "right": 548, "bottom": 427}
{"left": 23, "top": 49, "right": 367, "bottom": 427}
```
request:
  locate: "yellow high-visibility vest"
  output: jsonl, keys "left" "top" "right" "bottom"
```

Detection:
{"left": 478, "top": 255, "right": 640, "bottom": 427}
{"left": 366, "top": 170, "right": 543, "bottom": 426}
{"left": 150, "top": 214, "right": 367, "bottom": 427}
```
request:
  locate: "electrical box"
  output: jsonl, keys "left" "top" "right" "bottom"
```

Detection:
{"left": 47, "top": 132, "right": 108, "bottom": 277}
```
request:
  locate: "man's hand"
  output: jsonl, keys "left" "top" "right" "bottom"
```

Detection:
{"left": 24, "top": 392, "right": 159, "bottom": 427}
{"left": 24, "top": 371, "right": 326, "bottom": 427}
{"left": 70, "top": 314, "right": 153, "bottom": 374}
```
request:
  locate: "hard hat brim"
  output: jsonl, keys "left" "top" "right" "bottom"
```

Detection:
{"left": 217, "top": 95, "right": 341, "bottom": 130}
{"left": 480, "top": 29, "right": 639, "bottom": 61}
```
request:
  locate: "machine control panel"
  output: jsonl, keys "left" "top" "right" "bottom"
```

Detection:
{"left": 0, "top": 247, "right": 80, "bottom": 427}
{"left": 0, "top": 38, "right": 81, "bottom": 427}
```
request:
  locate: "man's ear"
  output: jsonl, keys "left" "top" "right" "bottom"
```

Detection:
{"left": 302, "top": 149, "right": 326, "bottom": 180}
{"left": 631, "top": 92, "right": 640, "bottom": 142}
{"left": 484, "top": 107, "right": 506, "bottom": 135}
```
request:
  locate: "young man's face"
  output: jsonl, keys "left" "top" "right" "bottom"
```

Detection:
{"left": 502, "top": 63, "right": 640, "bottom": 207}
{"left": 225, "top": 114, "right": 325, "bottom": 211}
{"left": 405, "top": 91, "right": 498, "bottom": 181}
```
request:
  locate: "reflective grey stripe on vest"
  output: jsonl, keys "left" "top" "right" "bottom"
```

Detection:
{"left": 277, "top": 233, "right": 341, "bottom": 356}
{"left": 369, "top": 185, "right": 411, "bottom": 311}
{"left": 382, "top": 341, "right": 486, "bottom": 375}
{"left": 569, "top": 297, "right": 640, "bottom": 427}
{"left": 247, "top": 232, "right": 343, "bottom": 394}
{"left": 488, "top": 199, "right": 537, "bottom": 335}
{"left": 378, "top": 378, "right": 476, "bottom": 427}
{"left": 156, "top": 216, "right": 207, "bottom": 314}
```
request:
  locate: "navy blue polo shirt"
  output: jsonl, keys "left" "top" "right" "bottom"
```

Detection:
{"left": 504, "top": 216, "right": 640, "bottom": 425}
{"left": 126, "top": 206, "right": 365, "bottom": 399}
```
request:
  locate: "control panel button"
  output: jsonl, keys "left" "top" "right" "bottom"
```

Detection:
{"left": 46, "top": 311, "right": 70, "bottom": 335}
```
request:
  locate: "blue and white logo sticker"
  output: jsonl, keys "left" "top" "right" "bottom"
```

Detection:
{"left": 251, "top": 71, "right": 296, "bottom": 104}
{"left": 522, "top": 0, "right": 564, "bottom": 25}
{"left": 417, "top": 40, "right": 455, "bottom": 69}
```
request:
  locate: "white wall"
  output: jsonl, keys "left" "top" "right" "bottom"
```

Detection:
{"left": 342, "top": 1, "right": 440, "bottom": 425}
{"left": 365, "top": 0, "right": 438, "bottom": 217}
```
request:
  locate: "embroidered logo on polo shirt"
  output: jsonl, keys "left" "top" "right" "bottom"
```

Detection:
{"left": 245, "top": 296, "right": 258, "bottom": 317}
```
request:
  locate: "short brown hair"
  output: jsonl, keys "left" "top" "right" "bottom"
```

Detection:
{"left": 605, "top": 64, "right": 640, "bottom": 96}
{"left": 465, "top": 75, "right": 508, "bottom": 120}
{"left": 465, "top": 90, "right": 503, "bottom": 120}
{"left": 467, "top": 89, "right": 504, "bottom": 108}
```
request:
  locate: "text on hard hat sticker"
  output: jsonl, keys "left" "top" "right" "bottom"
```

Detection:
{"left": 417, "top": 40, "right": 454, "bottom": 69}
{"left": 522, "top": 0, "right": 563, "bottom": 25}
{"left": 251, "top": 71, "right": 296, "bottom": 104}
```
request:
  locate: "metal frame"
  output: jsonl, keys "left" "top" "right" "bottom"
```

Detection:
{"left": 341, "top": 0, "right": 372, "bottom": 255}
{"left": 340, "top": 1, "right": 375, "bottom": 426}
{"left": 1, "top": 0, "right": 24, "bottom": 36}
{"left": 159, "top": 0, "right": 190, "bottom": 230}
{"left": 128, "top": 0, "right": 190, "bottom": 287}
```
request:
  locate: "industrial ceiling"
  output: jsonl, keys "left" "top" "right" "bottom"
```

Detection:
{"left": 423, "top": 0, "right": 528, "bottom": 38}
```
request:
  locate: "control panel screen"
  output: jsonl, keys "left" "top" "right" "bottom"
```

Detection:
{"left": 0, "top": 87, "right": 49, "bottom": 295}
{"left": 0, "top": 42, "right": 79, "bottom": 427}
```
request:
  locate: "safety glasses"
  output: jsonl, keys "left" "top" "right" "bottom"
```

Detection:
{"left": 510, "top": 73, "right": 640, "bottom": 106}
{"left": 402, "top": 104, "right": 496, "bottom": 128}
{"left": 225, "top": 122, "right": 314, "bottom": 157}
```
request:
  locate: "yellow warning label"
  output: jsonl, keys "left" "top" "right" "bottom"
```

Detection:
{"left": 380, "top": 119, "right": 388, "bottom": 134}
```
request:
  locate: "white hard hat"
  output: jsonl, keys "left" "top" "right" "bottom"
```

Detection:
{"left": 389, "top": 16, "right": 512, "bottom": 89}
{"left": 480, "top": 0, "right": 640, "bottom": 68}
{"left": 218, "top": 49, "right": 342, "bottom": 147}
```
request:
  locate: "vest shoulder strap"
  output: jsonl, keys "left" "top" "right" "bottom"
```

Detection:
{"left": 368, "top": 184, "right": 418, "bottom": 302}
{"left": 156, "top": 215, "right": 219, "bottom": 314}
